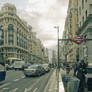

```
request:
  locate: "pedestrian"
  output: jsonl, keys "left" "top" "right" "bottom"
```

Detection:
{"left": 74, "top": 59, "right": 88, "bottom": 92}
{"left": 74, "top": 59, "right": 80, "bottom": 76}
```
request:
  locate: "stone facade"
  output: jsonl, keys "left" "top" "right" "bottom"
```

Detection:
{"left": 0, "top": 3, "right": 49, "bottom": 64}
{"left": 62, "top": 0, "right": 78, "bottom": 63}
{"left": 0, "top": 3, "right": 29, "bottom": 61}
{"left": 77, "top": 0, "right": 92, "bottom": 63}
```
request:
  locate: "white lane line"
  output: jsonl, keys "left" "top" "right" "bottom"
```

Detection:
{"left": 13, "top": 88, "right": 18, "bottom": 92}
{"left": 0, "top": 87, "right": 9, "bottom": 92}
{"left": 24, "top": 88, "right": 28, "bottom": 92}
{"left": 13, "top": 78, "right": 20, "bottom": 82}
{"left": 33, "top": 88, "right": 38, "bottom": 92}
{"left": 0, "top": 83, "right": 11, "bottom": 89}
{"left": 13, "top": 76, "right": 25, "bottom": 82}
{"left": 21, "top": 76, "right": 25, "bottom": 78}
{"left": 9, "top": 88, "right": 18, "bottom": 92}
{"left": 24, "top": 77, "right": 42, "bottom": 92}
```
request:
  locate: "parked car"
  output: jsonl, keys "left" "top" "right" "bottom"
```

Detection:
{"left": 23, "top": 65, "right": 45, "bottom": 77}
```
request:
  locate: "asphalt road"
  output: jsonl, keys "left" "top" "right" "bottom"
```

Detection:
{"left": 0, "top": 70, "right": 53, "bottom": 92}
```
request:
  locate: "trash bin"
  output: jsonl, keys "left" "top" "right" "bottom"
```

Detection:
{"left": 62, "top": 76, "right": 71, "bottom": 92}
{"left": 87, "top": 78, "right": 92, "bottom": 91}
{"left": 67, "top": 77, "right": 80, "bottom": 92}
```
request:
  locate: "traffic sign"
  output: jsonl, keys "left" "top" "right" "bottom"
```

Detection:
{"left": 72, "top": 36, "right": 86, "bottom": 44}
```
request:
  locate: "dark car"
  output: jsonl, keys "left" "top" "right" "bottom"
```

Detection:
{"left": 23, "top": 64, "right": 45, "bottom": 77}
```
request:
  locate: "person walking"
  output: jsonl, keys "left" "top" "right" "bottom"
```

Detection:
{"left": 74, "top": 59, "right": 87, "bottom": 92}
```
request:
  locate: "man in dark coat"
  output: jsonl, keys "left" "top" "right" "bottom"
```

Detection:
{"left": 74, "top": 59, "right": 87, "bottom": 92}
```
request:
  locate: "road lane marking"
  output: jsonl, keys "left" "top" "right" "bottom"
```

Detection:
{"left": 13, "top": 88, "right": 18, "bottom": 92}
{"left": 33, "top": 88, "right": 38, "bottom": 92}
{"left": 24, "top": 77, "right": 42, "bottom": 92}
{"left": 9, "top": 88, "right": 18, "bottom": 92}
{"left": 21, "top": 76, "right": 25, "bottom": 78}
{"left": 24, "top": 88, "right": 28, "bottom": 92}
{"left": 0, "top": 83, "right": 11, "bottom": 89}
{"left": 0, "top": 87, "right": 9, "bottom": 92}
{"left": 13, "top": 76, "right": 25, "bottom": 82}
{"left": 13, "top": 78, "right": 20, "bottom": 82}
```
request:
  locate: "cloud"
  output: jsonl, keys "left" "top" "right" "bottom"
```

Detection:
{"left": 26, "top": 0, "right": 56, "bottom": 13}
{"left": 17, "top": 0, "right": 69, "bottom": 49}
{"left": 42, "top": 40, "right": 57, "bottom": 49}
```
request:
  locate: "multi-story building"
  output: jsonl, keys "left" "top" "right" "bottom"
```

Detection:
{"left": 52, "top": 50, "right": 57, "bottom": 67}
{"left": 44, "top": 48, "right": 49, "bottom": 63}
{"left": 0, "top": 3, "right": 29, "bottom": 61}
{"left": 77, "top": 0, "right": 92, "bottom": 63}
{"left": 0, "top": 3, "right": 48, "bottom": 64}
{"left": 61, "top": 0, "right": 78, "bottom": 63}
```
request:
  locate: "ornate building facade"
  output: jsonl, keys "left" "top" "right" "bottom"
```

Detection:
{"left": 62, "top": 0, "right": 78, "bottom": 63}
{"left": 0, "top": 3, "right": 49, "bottom": 64}
{"left": 77, "top": 0, "right": 92, "bottom": 63}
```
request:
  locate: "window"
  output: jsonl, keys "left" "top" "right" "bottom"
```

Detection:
{"left": 89, "top": 4, "right": 92, "bottom": 14}
{"left": 82, "top": 0, "right": 84, "bottom": 9}
{"left": 79, "top": 7, "right": 81, "bottom": 15}
{"left": 85, "top": 0, "right": 87, "bottom": 3}
{"left": 80, "top": 22, "right": 81, "bottom": 27}
{"left": 85, "top": 10, "right": 87, "bottom": 19}
{"left": 82, "top": 16, "right": 84, "bottom": 24}
{"left": 8, "top": 13, "right": 13, "bottom": 16}
{"left": 8, "top": 24, "right": 14, "bottom": 45}
{"left": 0, "top": 27, "right": 4, "bottom": 45}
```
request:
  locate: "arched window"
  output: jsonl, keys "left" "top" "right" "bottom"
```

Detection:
{"left": 0, "top": 26, "right": 4, "bottom": 45}
{"left": 8, "top": 24, "right": 14, "bottom": 45}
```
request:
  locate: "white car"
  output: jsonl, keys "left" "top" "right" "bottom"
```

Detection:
{"left": 13, "top": 61, "right": 25, "bottom": 70}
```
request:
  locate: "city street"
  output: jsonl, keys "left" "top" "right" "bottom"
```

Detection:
{"left": 0, "top": 70, "right": 53, "bottom": 92}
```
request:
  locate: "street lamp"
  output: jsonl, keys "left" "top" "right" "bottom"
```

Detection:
{"left": 54, "top": 26, "right": 60, "bottom": 70}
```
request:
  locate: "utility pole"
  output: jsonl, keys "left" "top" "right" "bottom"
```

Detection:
{"left": 54, "top": 26, "right": 60, "bottom": 70}
{"left": 54, "top": 26, "right": 60, "bottom": 92}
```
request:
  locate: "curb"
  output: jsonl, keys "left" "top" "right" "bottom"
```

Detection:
{"left": 59, "top": 69, "right": 65, "bottom": 92}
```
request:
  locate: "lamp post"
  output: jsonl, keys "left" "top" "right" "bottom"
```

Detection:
{"left": 54, "top": 26, "right": 60, "bottom": 92}
{"left": 54, "top": 26, "right": 60, "bottom": 70}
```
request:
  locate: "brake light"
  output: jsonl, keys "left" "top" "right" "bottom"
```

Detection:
{"left": 33, "top": 70, "right": 36, "bottom": 72}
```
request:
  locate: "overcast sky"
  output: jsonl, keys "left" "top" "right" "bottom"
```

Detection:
{"left": 0, "top": 0, "right": 69, "bottom": 50}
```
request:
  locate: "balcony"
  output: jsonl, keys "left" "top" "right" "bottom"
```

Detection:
{"left": 76, "top": 14, "right": 92, "bottom": 35}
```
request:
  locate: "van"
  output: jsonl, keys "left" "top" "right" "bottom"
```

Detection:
{"left": 13, "top": 60, "right": 25, "bottom": 70}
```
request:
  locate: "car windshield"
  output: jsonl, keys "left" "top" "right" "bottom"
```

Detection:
{"left": 28, "top": 65, "right": 37, "bottom": 69}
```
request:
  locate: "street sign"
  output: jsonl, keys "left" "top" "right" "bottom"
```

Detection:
{"left": 72, "top": 36, "right": 86, "bottom": 44}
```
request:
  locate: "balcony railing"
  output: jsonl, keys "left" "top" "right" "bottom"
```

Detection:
{"left": 76, "top": 14, "right": 92, "bottom": 35}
